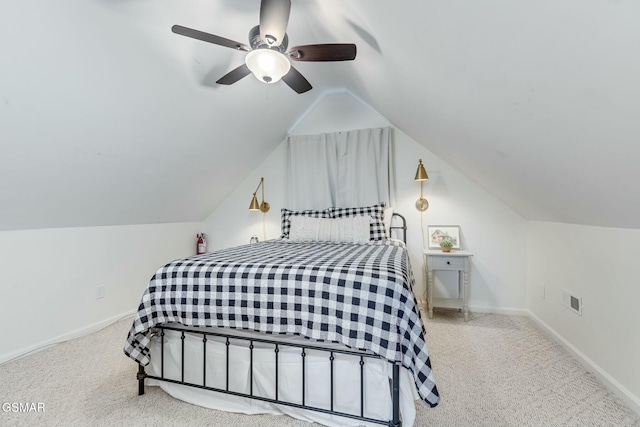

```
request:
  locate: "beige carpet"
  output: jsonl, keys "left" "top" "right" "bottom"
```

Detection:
{"left": 1, "top": 310, "right": 638, "bottom": 427}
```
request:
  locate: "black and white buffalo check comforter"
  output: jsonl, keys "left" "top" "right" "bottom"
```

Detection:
{"left": 124, "top": 239, "right": 440, "bottom": 407}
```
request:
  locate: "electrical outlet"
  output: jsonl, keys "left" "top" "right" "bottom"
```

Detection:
{"left": 96, "top": 285, "right": 105, "bottom": 299}
{"left": 539, "top": 282, "right": 545, "bottom": 299}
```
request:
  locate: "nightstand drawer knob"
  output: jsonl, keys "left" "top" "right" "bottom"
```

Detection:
{"left": 447, "top": 261, "right": 450, "bottom": 265}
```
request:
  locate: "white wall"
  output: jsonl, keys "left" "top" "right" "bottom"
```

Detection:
{"left": 202, "top": 141, "right": 287, "bottom": 252}
{"left": 0, "top": 222, "right": 200, "bottom": 364}
{"left": 203, "top": 91, "right": 528, "bottom": 312}
{"left": 527, "top": 221, "right": 640, "bottom": 410}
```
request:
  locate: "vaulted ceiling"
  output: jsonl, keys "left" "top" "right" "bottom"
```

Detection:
{"left": 2, "top": 0, "right": 639, "bottom": 231}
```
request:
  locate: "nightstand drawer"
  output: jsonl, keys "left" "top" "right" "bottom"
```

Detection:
{"left": 430, "top": 256, "right": 464, "bottom": 270}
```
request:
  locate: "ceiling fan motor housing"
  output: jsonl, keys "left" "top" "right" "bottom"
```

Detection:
{"left": 249, "top": 25, "right": 288, "bottom": 52}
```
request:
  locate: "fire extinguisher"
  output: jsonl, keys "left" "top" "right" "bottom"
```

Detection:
{"left": 196, "top": 233, "right": 206, "bottom": 255}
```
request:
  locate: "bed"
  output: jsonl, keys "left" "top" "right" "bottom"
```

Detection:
{"left": 124, "top": 211, "right": 439, "bottom": 427}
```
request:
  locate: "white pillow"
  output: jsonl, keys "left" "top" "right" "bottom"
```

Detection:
{"left": 383, "top": 207, "right": 394, "bottom": 238}
{"left": 289, "top": 216, "right": 371, "bottom": 243}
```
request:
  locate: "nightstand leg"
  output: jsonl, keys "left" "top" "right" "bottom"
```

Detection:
{"left": 427, "top": 269, "right": 434, "bottom": 319}
{"left": 463, "top": 270, "right": 469, "bottom": 322}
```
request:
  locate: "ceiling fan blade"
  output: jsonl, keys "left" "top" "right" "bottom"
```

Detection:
{"left": 281, "top": 66, "right": 312, "bottom": 94}
{"left": 216, "top": 64, "right": 252, "bottom": 85}
{"left": 288, "top": 44, "right": 357, "bottom": 62}
{"left": 259, "top": 0, "right": 291, "bottom": 47}
{"left": 172, "top": 25, "right": 250, "bottom": 52}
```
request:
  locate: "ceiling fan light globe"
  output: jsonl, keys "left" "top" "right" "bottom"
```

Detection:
{"left": 245, "top": 49, "right": 291, "bottom": 84}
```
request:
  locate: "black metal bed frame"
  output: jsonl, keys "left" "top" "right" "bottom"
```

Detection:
{"left": 136, "top": 213, "right": 408, "bottom": 427}
{"left": 138, "top": 326, "right": 402, "bottom": 426}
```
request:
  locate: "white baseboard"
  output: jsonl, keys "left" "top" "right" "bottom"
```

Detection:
{"left": 0, "top": 309, "right": 136, "bottom": 366}
{"left": 468, "top": 305, "right": 529, "bottom": 316}
{"left": 414, "top": 299, "right": 529, "bottom": 317}
{"left": 527, "top": 310, "right": 640, "bottom": 416}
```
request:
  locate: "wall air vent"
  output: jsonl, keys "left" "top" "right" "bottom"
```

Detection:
{"left": 562, "top": 289, "right": 582, "bottom": 316}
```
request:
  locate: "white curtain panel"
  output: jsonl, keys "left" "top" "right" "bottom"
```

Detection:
{"left": 285, "top": 133, "right": 339, "bottom": 210}
{"left": 285, "top": 127, "right": 395, "bottom": 210}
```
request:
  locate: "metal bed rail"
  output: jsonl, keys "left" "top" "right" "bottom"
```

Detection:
{"left": 390, "top": 213, "right": 407, "bottom": 244}
{"left": 137, "top": 324, "right": 402, "bottom": 427}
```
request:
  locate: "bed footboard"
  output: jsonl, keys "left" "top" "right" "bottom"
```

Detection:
{"left": 136, "top": 325, "right": 403, "bottom": 427}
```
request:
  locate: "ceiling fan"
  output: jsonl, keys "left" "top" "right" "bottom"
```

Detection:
{"left": 171, "top": 0, "right": 357, "bottom": 94}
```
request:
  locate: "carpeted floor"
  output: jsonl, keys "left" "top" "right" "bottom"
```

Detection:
{"left": 1, "top": 310, "right": 638, "bottom": 427}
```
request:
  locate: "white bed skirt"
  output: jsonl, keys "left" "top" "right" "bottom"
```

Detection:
{"left": 146, "top": 327, "right": 418, "bottom": 427}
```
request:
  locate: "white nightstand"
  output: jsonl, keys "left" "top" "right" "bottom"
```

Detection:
{"left": 423, "top": 250, "right": 473, "bottom": 321}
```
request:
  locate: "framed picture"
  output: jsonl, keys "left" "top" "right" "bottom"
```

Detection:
{"left": 427, "top": 225, "right": 461, "bottom": 250}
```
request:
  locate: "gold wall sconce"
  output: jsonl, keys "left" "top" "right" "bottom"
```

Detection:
{"left": 249, "top": 177, "right": 270, "bottom": 213}
{"left": 415, "top": 159, "right": 429, "bottom": 211}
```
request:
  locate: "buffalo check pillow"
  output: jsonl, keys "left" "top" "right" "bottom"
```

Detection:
{"left": 328, "top": 202, "right": 387, "bottom": 241}
{"left": 280, "top": 208, "right": 330, "bottom": 239}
